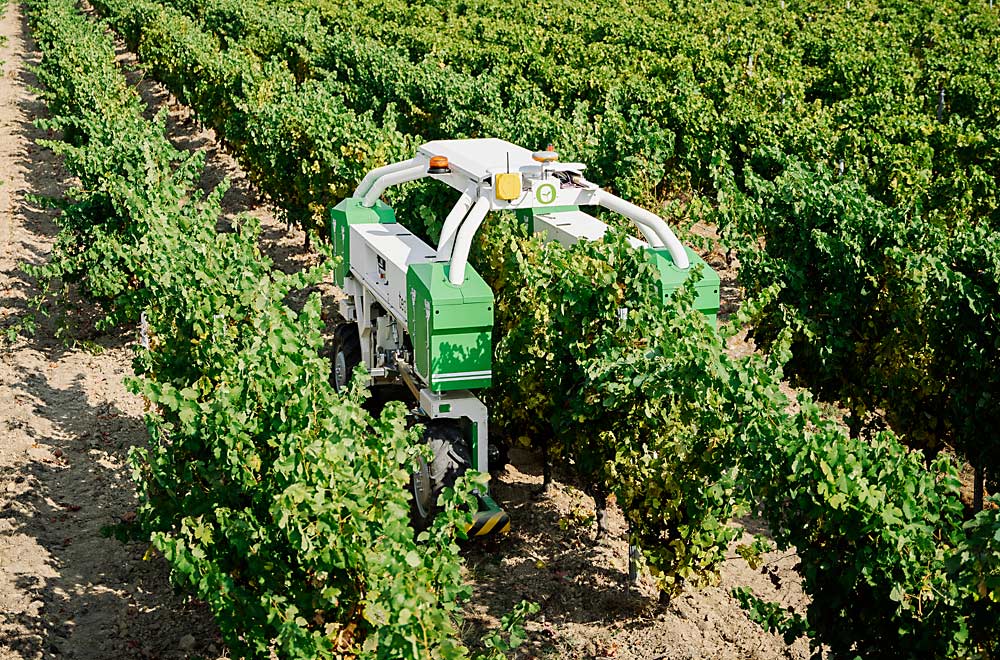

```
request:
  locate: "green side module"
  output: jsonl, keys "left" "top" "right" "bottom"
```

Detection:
{"left": 330, "top": 197, "right": 397, "bottom": 286}
{"left": 406, "top": 263, "right": 494, "bottom": 392}
{"left": 646, "top": 246, "right": 721, "bottom": 327}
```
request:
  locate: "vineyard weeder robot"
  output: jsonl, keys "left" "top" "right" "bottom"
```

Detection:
{"left": 330, "top": 139, "right": 719, "bottom": 537}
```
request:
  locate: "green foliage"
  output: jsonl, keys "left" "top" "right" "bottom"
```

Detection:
{"left": 474, "top": 600, "right": 539, "bottom": 660}
{"left": 24, "top": 0, "right": 481, "bottom": 656}
{"left": 477, "top": 218, "right": 745, "bottom": 594}
{"left": 724, "top": 148, "right": 1000, "bottom": 497}
{"left": 165, "top": 0, "right": 1000, "bottom": 221}
{"left": 733, "top": 535, "right": 773, "bottom": 571}
{"left": 478, "top": 215, "right": 1000, "bottom": 657}
{"left": 725, "top": 150, "right": 939, "bottom": 439}
{"left": 956, "top": 497, "right": 1000, "bottom": 607}
{"left": 43, "top": 0, "right": 1000, "bottom": 656}
{"left": 731, "top": 587, "right": 809, "bottom": 645}
{"left": 742, "top": 387, "right": 1000, "bottom": 658}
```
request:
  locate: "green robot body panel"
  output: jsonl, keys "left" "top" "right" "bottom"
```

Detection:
{"left": 406, "top": 262, "right": 494, "bottom": 392}
{"left": 646, "top": 246, "right": 721, "bottom": 327}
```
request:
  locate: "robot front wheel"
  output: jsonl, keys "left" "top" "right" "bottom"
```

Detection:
{"left": 410, "top": 420, "right": 472, "bottom": 530}
{"left": 331, "top": 322, "right": 361, "bottom": 392}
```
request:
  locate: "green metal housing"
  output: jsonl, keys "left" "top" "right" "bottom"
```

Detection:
{"left": 330, "top": 197, "right": 396, "bottom": 286}
{"left": 646, "top": 246, "right": 721, "bottom": 326}
{"left": 520, "top": 206, "right": 720, "bottom": 326}
{"left": 406, "top": 262, "right": 494, "bottom": 392}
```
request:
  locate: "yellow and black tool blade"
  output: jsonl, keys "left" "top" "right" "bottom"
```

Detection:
{"left": 466, "top": 508, "right": 510, "bottom": 537}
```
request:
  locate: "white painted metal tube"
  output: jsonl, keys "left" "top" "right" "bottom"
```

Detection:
{"left": 353, "top": 157, "right": 421, "bottom": 198}
{"left": 448, "top": 196, "right": 491, "bottom": 285}
{"left": 589, "top": 191, "right": 665, "bottom": 249}
{"left": 361, "top": 163, "right": 427, "bottom": 208}
{"left": 627, "top": 219, "right": 661, "bottom": 246}
{"left": 436, "top": 191, "right": 474, "bottom": 260}
{"left": 595, "top": 192, "right": 690, "bottom": 268}
{"left": 594, "top": 190, "right": 669, "bottom": 249}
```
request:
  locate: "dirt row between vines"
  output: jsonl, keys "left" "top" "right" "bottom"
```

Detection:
{"left": 0, "top": 4, "right": 810, "bottom": 658}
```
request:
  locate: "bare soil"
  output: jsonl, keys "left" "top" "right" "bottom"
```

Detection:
{"left": 0, "top": 5, "right": 811, "bottom": 659}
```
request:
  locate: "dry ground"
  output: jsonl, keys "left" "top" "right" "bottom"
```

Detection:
{"left": 1, "top": 4, "right": 811, "bottom": 658}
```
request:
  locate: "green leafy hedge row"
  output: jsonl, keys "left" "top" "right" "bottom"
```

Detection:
{"left": 154, "top": 0, "right": 999, "bottom": 496}
{"left": 719, "top": 148, "right": 1000, "bottom": 504}
{"left": 476, "top": 218, "right": 1000, "bottom": 658}
{"left": 24, "top": 0, "right": 483, "bottom": 657}
{"left": 87, "top": 0, "right": 414, "bottom": 241}
{"left": 478, "top": 219, "right": 746, "bottom": 595}
{"left": 77, "top": 0, "right": 1000, "bottom": 655}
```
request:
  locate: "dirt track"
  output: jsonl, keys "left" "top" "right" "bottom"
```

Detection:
{"left": 0, "top": 4, "right": 811, "bottom": 658}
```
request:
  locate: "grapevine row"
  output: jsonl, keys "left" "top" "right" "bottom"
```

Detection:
{"left": 142, "top": 0, "right": 1000, "bottom": 498}
{"left": 40, "top": 0, "right": 1000, "bottom": 656}
{"left": 23, "top": 0, "right": 483, "bottom": 657}
{"left": 476, "top": 215, "right": 1000, "bottom": 658}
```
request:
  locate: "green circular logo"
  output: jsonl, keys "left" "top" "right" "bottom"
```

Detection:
{"left": 535, "top": 183, "right": 557, "bottom": 205}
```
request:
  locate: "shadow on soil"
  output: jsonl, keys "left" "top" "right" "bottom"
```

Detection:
{"left": 461, "top": 447, "right": 660, "bottom": 633}
{"left": 0, "top": 364, "right": 221, "bottom": 659}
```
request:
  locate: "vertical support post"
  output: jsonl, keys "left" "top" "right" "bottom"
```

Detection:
{"left": 974, "top": 458, "right": 985, "bottom": 512}
{"left": 139, "top": 312, "right": 150, "bottom": 350}
{"left": 628, "top": 543, "right": 641, "bottom": 585}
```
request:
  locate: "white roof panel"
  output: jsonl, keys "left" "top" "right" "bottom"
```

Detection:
{"left": 418, "top": 139, "right": 538, "bottom": 180}
{"left": 350, "top": 223, "right": 436, "bottom": 269}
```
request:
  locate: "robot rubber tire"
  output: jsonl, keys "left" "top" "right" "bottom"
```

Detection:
{"left": 410, "top": 421, "right": 472, "bottom": 531}
{"left": 332, "top": 322, "right": 361, "bottom": 393}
